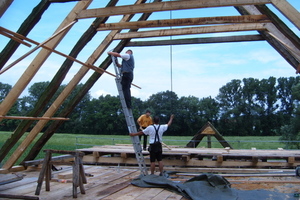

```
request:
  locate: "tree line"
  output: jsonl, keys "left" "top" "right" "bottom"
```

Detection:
{"left": 0, "top": 76, "right": 299, "bottom": 146}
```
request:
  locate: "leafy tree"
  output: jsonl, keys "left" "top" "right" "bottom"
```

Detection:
{"left": 0, "top": 82, "right": 19, "bottom": 131}
{"left": 279, "top": 81, "right": 300, "bottom": 149}
{"left": 255, "top": 77, "right": 278, "bottom": 136}
{"left": 177, "top": 96, "right": 201, "bottom": 136}
{"left": 79, "top": 95, "right": 125, "bottom": 135}
{"left": 57, "top": 83, "right": 91, "bottom": 133}
{"left": 277, "top": 77, "right": 300, "bottom": 126}
{"left": 0, "top": 82, "right": 12, "bottom": 102}
{"left": 146, "top": 90, "right": 179, "bottom": 135}
{"left": 216, "top": 79, "right": 244, "bottom": 136}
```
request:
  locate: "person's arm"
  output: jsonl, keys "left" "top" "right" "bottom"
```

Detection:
{"left": 129, "top": 131, "right": 144, "bottom": 137}
{"left": 107, "top": 51, "right": 122, "bottom": 67}
{"left": 167, "top": 114, "right": 174, "bottom": 126}
{"left": 107, "top": 51, "right": 121, "bottom": 57}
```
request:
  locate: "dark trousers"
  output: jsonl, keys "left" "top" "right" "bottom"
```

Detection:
{"left": 139, "top": 134, "right": 148, "bottom": 150}
{"left": 121, "top": 72, "right": 133, "bottom": 108}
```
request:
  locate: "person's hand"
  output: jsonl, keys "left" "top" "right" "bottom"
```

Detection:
{"left": 129, "top": 133, "right": 135, "bottom": 137}
{"left": 170, "top": 114, "right": 175, "bottom": 119}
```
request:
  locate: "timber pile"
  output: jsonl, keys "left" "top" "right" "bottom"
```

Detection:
{"left": 78, "top": 145, "right": 300, "bottom": 168}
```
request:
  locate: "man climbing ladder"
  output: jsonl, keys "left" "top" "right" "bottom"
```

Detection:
{"left": 108, "top": 49, "right": 148, "bottom": 176}
{"left": 107, "top": 49, "right": 134, "bottom": 109}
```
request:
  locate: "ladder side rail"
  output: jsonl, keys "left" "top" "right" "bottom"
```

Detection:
{"left": 111, "top": 54, "right": 148, "bottom": 176}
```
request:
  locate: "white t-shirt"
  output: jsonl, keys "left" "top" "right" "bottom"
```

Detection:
{"left": 142, "top": 124, "right": 168, "bottom": 144}
{"left": 120, "top": 54, "right": 130, "bottom": 61}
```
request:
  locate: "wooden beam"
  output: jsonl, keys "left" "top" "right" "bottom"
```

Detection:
{"left": 1, "top": 0, "right": 144, "bottom": 171}
{"left": 0, "top": 26, "right": 124, "bottom": 82}
{"left": 0, "top": 0, "right": 51, "bottom": 69}
{"left": 98, "top": 15, "right": 270, "bottom": 30}
{"left": 0, "top": 20, "right": 77, "bottom": 75}
{"left": 0, "top": 0, "right": 90, "bottom": 120}
{"left": 49, "top": 0, "right": 88, "bottom": 2}
{"left": 271, "top": 0, "right": 300, "bottom": 30}
{"left": 127, "top": 35, "right": 264, "bottom": 46}
{"left": 114, "top": 23, "right": 267, "bottom": 39}
{"left": 0, "top": 194, "right": 39, "bottom": 200}
{"left": 0, "top": 1, "right": 120, "bottom": 164}
{"left": 0, "top": 116, "right": 69, "bottom": 121}
{"left": 21, "top": 0, "right": 154, "bottom": 165}
{"left": 1, "top": 1, "right": 93, "bottom": 170}
{"left": 268, "top": 32, "right": 300, "bottom": 61}
{"left": 239, "top": 5, "right": 300, "bottom": 71}
{"left": 77, "top": 0, "right": 272, "bottom": 19}
{"left": 255, "top": 4, "right": 300, "bottom": 50}
{"left": 0, "top": 0, "right": 13, "bottom": 18}
{"left": 0, "top": 29, "right": 32, "bottom": 47}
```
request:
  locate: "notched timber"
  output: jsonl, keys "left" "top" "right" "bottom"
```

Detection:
{"left": 127, "top": 35, "right": 264, "bottom": 46}
{"left": 77, "top": 0, "right": 272, "bottom": 19}
{"left": 98, "top": 15, "right": 270, "bottom": 30}
{"left": 114, "top": 23, "right": 268, "bottom": 39}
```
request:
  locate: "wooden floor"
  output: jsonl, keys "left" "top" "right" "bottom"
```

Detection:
{"left": 0, "top": 164, "right": 299, "bottom": 200}
{"left": 0, "top": 165, "right": 187, "bottom": 200}
{"left": 1, "top": 145, "right": 300, "bottom": 199}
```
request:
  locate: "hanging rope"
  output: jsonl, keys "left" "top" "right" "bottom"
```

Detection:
{"left": 169, "top": 2, "right": 174, "bottom": 112}
{"left": 169, "top": 2, "right": 173, "bottom": 93}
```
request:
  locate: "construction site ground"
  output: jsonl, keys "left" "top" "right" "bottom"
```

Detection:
{"left": 1, "top": 145, "right": 300, "bottom": 200}
{"left": 0, "top": 165, "right": 300, "bottom": 200}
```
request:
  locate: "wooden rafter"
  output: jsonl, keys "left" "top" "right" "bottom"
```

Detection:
{"left": 271, "top": 0, "right": 300, "bottom": 30}
{"left": 77, "top": 0, "right": 272, "bottom": 19}
{"left": 127, "top": 34, "right": 265, "bottom": 46}
{"left": 238, "top": 5, "right": 300, "bottom": 71}
{"left": 49, "top": 0, "right": 88, "bottom": 2}
{"left": 0, "top": 116, "right": 69, "bottom": 121}
{"left": 0, "top": 0, "right": 299, "bottom": 171}
{"left": 1, "top": 0, "right": 145, "bottom": 171}
{"left": 22, "top": 0, "right": 162, "bottom": 165}
{"left": 0, "top": 28, "right": 32, "bottom": 47}
{"left": 0, "top": 26, "right": 143, "bottom": 87}
{"left": 0, "top": 21, "right": 78, "bottom": 75}
{"left": 97, "top": 15, "right": 270, "bottom": 30}
{"left": 0, "top": 0, "right": 121, "bottom": 165}
{"left": 0, "top": 0, "right": 13, "bottom": 18}
{"left": 1, "top": 0, "right": 94, "bottom": 170}
{"left": 114, "top": 23, "right": 268, "bottom": 39}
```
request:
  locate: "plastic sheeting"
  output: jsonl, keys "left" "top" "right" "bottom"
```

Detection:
{"left": 131, "top": 173, "right": 295, "bottom": 200}
{"left": 131, "top": 173, "right": 238, "bottom": 200}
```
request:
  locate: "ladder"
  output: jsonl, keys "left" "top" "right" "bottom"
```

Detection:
{"left": 110, "top": 54, "right": 148, "bottom": 176}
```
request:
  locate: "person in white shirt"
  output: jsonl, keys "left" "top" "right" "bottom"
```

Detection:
{"left": 130, "top": 114, "right": 174, "bottom": 175}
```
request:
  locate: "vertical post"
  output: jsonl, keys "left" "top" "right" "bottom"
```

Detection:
{"left": 207, "top": 135, "right": 212, "bottom": 148}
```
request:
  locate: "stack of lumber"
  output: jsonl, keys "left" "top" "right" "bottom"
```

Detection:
{"left": 78, "top": 145, "right": 300, "bottom": 168}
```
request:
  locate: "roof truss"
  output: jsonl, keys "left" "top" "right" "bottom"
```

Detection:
{"left": 0, "top": 0, "right": 299, "bottom": 171}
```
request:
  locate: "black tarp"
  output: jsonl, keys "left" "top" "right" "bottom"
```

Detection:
{"left": 131, "top": 173, "right": 295, "bottom": 200}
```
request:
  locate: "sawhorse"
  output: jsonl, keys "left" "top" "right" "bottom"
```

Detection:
{"left": 35, "top": 149, "right": 86, "bottom": 198}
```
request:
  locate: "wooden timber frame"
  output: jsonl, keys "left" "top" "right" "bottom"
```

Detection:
{"left": 186, "top": 121, "right": 233, "bottom": 149}
{"left": 77, "top": 144, "right": 300, "bottom": 169}
{"left": 0, "top": 0, "right": 299, "bottom": 171}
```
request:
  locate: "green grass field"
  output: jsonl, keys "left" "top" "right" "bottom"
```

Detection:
{"left": 0, "top": 131, "right": 288, "bottom": 167}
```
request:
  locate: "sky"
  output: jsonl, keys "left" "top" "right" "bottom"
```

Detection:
{"left": 0, "top": 0, "right": 299, "bottom": 101}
